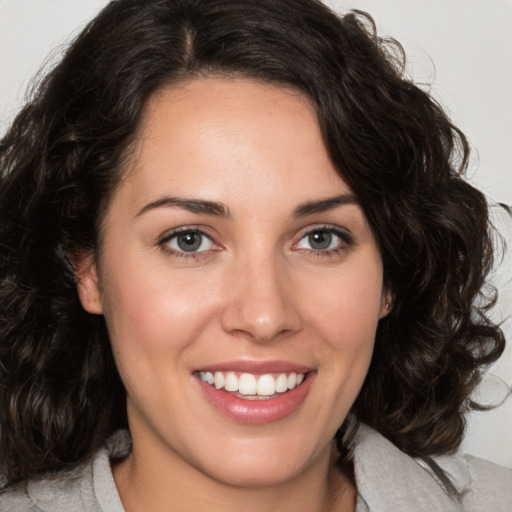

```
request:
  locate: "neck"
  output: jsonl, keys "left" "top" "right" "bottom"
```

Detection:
{"left": 113, "top": 436, "right": 356, "bottom": 512}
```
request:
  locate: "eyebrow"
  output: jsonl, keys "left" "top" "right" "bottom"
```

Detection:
{"left": 293, "top": 193, "right": 358, "bottom": 217}
{"left": 135, "top": 193, "right": 358, "bottom": 219}
{"left": 135, "top": 196, "right": 230, "bottom": 218}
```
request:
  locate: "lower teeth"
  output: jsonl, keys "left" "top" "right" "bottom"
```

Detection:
{"left": 232, "top": 392, "right": 279, "bottom": 400}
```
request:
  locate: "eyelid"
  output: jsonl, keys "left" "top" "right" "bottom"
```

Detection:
{"left": 159, "top": 225, "right": 219, "bottom": 244}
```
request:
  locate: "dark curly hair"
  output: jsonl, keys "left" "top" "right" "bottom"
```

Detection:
{"left": 0, "top": 0, "right": 504, "bottom": 486}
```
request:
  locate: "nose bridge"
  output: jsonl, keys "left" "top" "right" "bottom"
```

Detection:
{"left": 221, "top": 245, "right": 302, "bottom": 342}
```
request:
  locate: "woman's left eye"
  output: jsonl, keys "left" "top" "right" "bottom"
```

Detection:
{"left": 161, "top": 230, "right": 215, "bottom": 253}
{"left": 294, "top": 228, "right": 350, "bottom": 252}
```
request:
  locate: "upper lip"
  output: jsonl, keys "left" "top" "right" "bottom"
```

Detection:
{"left": 194, "top": 360, "right": 314, "bottom": 374}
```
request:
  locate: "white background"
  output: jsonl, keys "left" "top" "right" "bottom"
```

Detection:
{"left": 0, "top": 0, "right": 511, "bottom": 466}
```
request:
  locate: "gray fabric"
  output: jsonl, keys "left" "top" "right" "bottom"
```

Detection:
{"left": 1, "top": 425, "right": 510, "bottom": 511}
{"left": 0, "top": 432, "right": 129, "bottom": 512}
{"left": 353, "top": 424, "right": 512, "bottom": 511}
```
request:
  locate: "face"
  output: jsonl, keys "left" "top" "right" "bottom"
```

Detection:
{"left": 78, "top": 78, "right": 389, "bottom": 488}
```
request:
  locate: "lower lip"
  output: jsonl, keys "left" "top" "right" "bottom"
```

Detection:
{"left": 196, "top": 373, "right": 315, "bottom": 424}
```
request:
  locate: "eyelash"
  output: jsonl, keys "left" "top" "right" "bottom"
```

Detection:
{"left": 158, "top": 225, "right": 353, "bottom": 260}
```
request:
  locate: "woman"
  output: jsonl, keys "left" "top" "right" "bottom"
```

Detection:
{"left": 0, "top": 0, "right": 509, "bottom": 510}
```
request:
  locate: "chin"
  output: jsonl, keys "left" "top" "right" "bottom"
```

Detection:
{"left": 195, "top": 436, "right": 328, "bottom": 489}
{"left": 205, "top": 460, "right": 304, "bottom": 489}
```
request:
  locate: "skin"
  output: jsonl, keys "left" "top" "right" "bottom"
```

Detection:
{"left": 77, "top": 77, "right": 391, "bottom": 512}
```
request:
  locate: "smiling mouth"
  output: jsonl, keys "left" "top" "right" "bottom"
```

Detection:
{"left": 198, "top": 371, "right": 306, "bottom": 400}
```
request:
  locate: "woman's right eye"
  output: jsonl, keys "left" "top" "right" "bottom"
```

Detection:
{"left": 160, "top": 230, "right": 215, "bottom": 254}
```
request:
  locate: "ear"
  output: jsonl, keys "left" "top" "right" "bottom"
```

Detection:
{"left": 75, "top": 251, "right": 103, "bottom": 314}
{"left": 379, "top": 290, "right": 393, "bottom": 319}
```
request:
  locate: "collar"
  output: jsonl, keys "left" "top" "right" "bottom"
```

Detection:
{"left": 352, "top": 424, "right": 469, "bottom": 512}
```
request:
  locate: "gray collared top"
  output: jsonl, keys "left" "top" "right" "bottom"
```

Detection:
{"left": 1, "top": 425, "right": 510, "bottom": 511}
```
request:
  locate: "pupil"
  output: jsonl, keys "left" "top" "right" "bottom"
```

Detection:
{"left": 309, "top": 231, "right": 331, "bottom": 250}
{"left": 177, "top": 232, "right": 201, "bottom": 252}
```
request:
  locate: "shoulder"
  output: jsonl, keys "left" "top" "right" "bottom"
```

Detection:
{"left": 353, "top": 423, "right": 512, "bottom": 511}
{"left": 0, "top": 430, "right": 130, "bottom": 512}
{"left": 0, "top": 483, "right": 38, "bottom": 512}
{"left": 0, "top": 460, "right": 98, "bottom": 512}
{"left": 456, "top": 453, "right": 512, "bottom": 511}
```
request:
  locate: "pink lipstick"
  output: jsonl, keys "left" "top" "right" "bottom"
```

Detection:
{"left": 194, "top": 361, "right": 315, "bottom": 424}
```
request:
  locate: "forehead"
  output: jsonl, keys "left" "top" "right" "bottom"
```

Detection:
{"left": 116, "top": 77, "right": 352, "bottom": 215}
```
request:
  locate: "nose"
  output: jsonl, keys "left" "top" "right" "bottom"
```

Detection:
{"left": 220, "top": 254, "right": 302, "bottom": 343}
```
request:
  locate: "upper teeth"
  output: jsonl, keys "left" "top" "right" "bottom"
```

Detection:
{"left": 199, "top": 371, "right": 305, "bottom": 396}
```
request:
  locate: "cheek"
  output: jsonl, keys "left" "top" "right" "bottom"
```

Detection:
{"left": 301, "top": 259, "right": 383, "bottom": 340}
{"left": 296, "top": 256, "right": 382, "bottom": 390}
{"left": 100, "top": 258, "right": 220, "bottom": 377}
